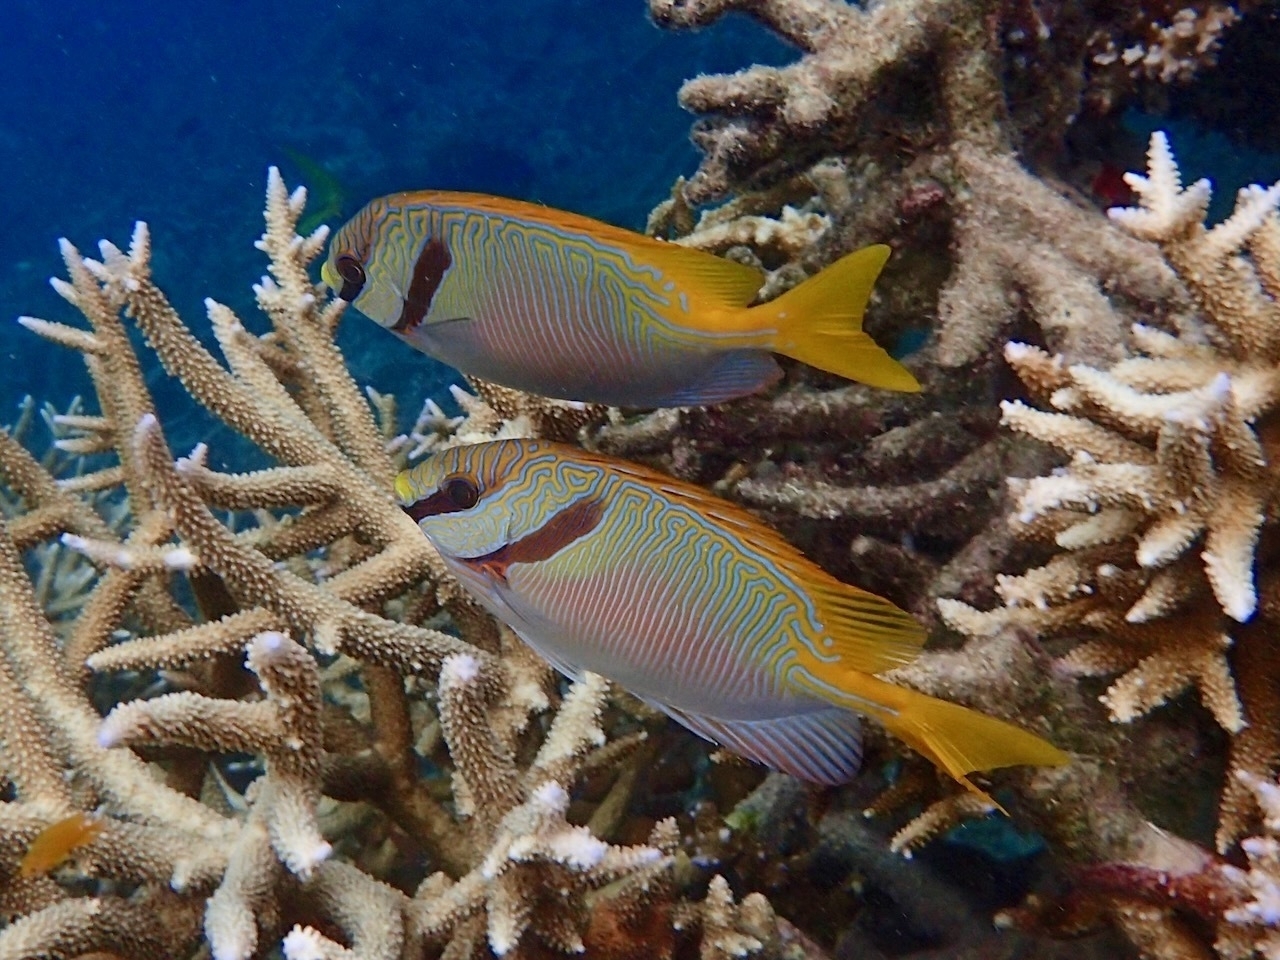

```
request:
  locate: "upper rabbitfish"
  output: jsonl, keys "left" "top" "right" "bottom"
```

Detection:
{"left": 322, "top": 192, "right": 920, "bottom": 407}
{"left": 397, "top": 440, "right": 1068, "bottom": 800}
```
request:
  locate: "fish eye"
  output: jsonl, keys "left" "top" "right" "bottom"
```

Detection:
{"left": 441, "top": 475, "right": 479, "bottom": 509}
{"left": 334, "top": 254, "right": 367, "bottom": 301}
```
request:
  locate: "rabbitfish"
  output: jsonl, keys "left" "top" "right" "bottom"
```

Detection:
{"left": 397, "top": 440, "right": 1067, "bottom": 798}
{"left": 322, "top": 192, "right": 919, "bottom": 407}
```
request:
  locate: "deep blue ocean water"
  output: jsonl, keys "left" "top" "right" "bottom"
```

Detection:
{"left": 0, "top": 0, "right": 790, "bottom": 440}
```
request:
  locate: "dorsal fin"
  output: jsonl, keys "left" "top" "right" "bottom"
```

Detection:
{"left": 627, "top": 241, "right": 765, "bottom": 307}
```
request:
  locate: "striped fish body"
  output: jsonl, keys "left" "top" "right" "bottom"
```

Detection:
{"left": 448, "top": 468, "right": 820, "bottom": 715}
{"left": 323, "top": 192, "right": 920, "bottom": 407}
{"left": 397, "top": 441, "right": 1067, "bottom": 793}
{"left": 399, "top": 439, "right": 873, "bottom": 782}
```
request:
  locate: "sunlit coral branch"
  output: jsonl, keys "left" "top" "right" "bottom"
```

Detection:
{"left": 0, "top": 167, "right": 821, "bottom": 960}
{"left": 942, "top": 133, "right": 1280, "bottom": 859}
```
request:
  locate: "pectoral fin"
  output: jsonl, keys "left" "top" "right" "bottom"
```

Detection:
{"left": 410, "top": 315, "right": 475, "bottom": 342}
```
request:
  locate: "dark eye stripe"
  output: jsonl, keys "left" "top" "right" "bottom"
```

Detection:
{"left": 403, "top": 473, "right": 481, "bottom": 521}
{"left": 457, "top": 496, "right": 605, "bottom": 584}
{"left": 403, "top": 487, "right": 467, "bottom": 522}
{"left": 393, "top": 237, "right": 452, "bottom": 333}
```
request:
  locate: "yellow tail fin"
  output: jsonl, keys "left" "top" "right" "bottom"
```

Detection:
{"left": 795, "top": 668, "right": 1069, "bottom": 805}
{"left": 757, "top": 245, "right": 921, "bottom": 392}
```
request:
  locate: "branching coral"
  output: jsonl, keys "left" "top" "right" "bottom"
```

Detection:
{"left": 3, "top": 3, "right": 1273, "bottom": 957}
{"left": 606, "top": 4, "right": 1278, "bottom": 957}
{"left": 622, "top": 1, "right": 1229, "bottom": 696}
{"left": 942, "top": 133, "right": 1280, "bottom": 861}
{"left": 906, "top": 130, "right": 1280, "bottom": 960}
{"left": 1085, "top": 1, "right": 1253, "bottom": 94}
{"left": 1220, "top": 773, "right": 1280, "bottom": 958}
{"left": 648, "top": 0, "right": 1194, "bottom": 371}
{"left": 0, "top": 172, "right": 809, "bottom": 959}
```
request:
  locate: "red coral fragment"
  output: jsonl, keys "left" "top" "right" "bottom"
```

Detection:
{"left": 1078, "top": 859, "right": 1249, "bottom": 921}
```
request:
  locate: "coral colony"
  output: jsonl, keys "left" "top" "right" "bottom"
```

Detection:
{"left": 1, "top": 1, "right": 1278, "bottom": 959}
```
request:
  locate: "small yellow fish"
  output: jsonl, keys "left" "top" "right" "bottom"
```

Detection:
{"left": 20, "top": 812, "right": 104, "bottom": 877}
{"left": 323, "top": 192, "right": 919, "bottom": 407}
{"left": 282, "top": 147, "right": 346, "bottom": 237}
{"left": 397, "top": 440, "right": 1067, "bottom": 799}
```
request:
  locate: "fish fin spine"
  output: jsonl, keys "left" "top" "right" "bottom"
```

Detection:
{"left": 656, "top": 702, "right": 864, "bottom": 785}
{"left": 801, "top": 578, "right": 927, "bottom": 674}
{"left": 755, "top": 245, "right": 921, "bottom": 392}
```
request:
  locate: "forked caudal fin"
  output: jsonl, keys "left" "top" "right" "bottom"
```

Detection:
{"left": 794, "top": 667, "right": 1069, "bottom": 808}
{"left": 757, "top": 244, "right": 921, "bottom": 392}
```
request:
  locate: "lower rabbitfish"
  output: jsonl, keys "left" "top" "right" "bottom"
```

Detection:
{"left": 397, "top": 440, "right": 1068, "bottom": 800}
{"left": 322, "top": 191, "right": 919, "bottom": 407}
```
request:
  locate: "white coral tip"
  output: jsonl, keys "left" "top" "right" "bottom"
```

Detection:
{"left": 281, "top": 926, "right": 329, "bottom": 960}
{"left": 252, "top": 631, "right": 288, "bottom": 655}
{"left": 288, "top": 838, "right": 333, "bottom": 879}
{"left": 163, "top": 546, "right": 198, "bottom": 571}
{"left": 442, "top": 652, "right": 480, "bottom": 684}
{"left": 531, "top": 780, "right": 569, "bottom": 812}
{"left": 489, "top": 929, "right": 518, "bottom": 956}
{"left": 130, "top": 221, "right": 150, "bottom": 255}
{"left": 97, "top": 715, "right": 125, "bottom": 749}
{"left": 1221, "top": 584, "right": 1257, "bottom": 623}
{"left": 546, "top": 827, "right": 608, "bottom": 868}
{"left": 134, "top": 412, "right": 159, "bottom": 437}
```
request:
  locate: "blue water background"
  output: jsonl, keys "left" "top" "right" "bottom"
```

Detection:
{"left": 0, "top": 0, "right": 789, "bottom": 451}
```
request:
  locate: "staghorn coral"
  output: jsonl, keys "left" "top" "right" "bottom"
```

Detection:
{"left": 1084, "top": 1, "right": 1251, "bottom": 95}
{"left": 622, "top": 3, "right": 1236, "bottom": 719}
{"left": 0, "top": 172, "right": 818, "bottom": 959}
{"left": 942, "top": 131, "right": 1280, "bottom": 850}
{"left": 607, "top": 3, "right": 1280, "bottom": 955}
{"left": 3, "top": 7, "right": 1275, "bottom": 958}
{"left": 1220, "top": 772, "right": 1280, "bottom": 958}
{"left": 646, "top": 0, "right": 1205, "bottom": 372}
{"left": 930, "top": 134, "right": 1280, "bottom": 957}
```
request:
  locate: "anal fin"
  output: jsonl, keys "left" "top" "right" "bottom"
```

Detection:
{"left": 653, "top": 701, "right": 863, "bottom": 786}
{"left": 645, "top": 350, "right": 782, "bottom": 407}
